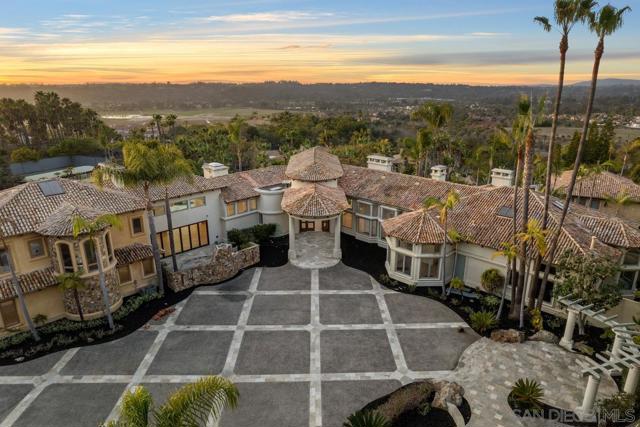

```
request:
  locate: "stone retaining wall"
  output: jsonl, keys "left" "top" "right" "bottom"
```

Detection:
{"left": 62, "top": 267, "right": 122, "bottom": 318}
{"left": 167, "top": 244, "right": 260, "bottom": 292}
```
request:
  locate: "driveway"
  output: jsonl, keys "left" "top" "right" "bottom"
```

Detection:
{"left": 0, "top": 263, "right": 478, "bottom": 427}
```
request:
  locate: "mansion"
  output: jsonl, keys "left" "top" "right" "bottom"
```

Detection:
{"left": 2, "top": 146, "right": 640, "bottom": 332}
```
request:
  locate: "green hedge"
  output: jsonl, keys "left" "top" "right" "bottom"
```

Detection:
{"left": 227, "top": 224, "right": 276, "bottom": 248}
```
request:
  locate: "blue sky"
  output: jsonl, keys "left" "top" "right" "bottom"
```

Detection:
{"left": 1, "top": 0, "right": 638, "bottom": 84}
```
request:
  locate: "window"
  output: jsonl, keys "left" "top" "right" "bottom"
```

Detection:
{"left": 156, "top": 221, "right": 209, "bottom": 257}
{"left": 226, "top": 203, "right": 235, "bottom": 217}
{"left": 58, "top": 243, "right": 74, "bottom": 273}
{"left": 620, "top": 270, "right": 638, "bottom": 291}
{"left": 398, "top": 240, "right": 413, "bottom": 252}
{"left": 142, "top": 258, "right": 155, "bottom": 276}
{"left": 131, "top": 217, "right": 144, "bottom": 235}
{"left": 237, "top": 200, "right": 248, "bottom": 214}
{"left": 170, "top": 200, "right": 189, "bottom": 212}
{"left": 249, "top": 198, "right": 258, "bottom": 211}
{"left": 357, "top": 201, "right": 372, "bottom": 216}
{"left": 189, "top": 197, "right": 206, "bottom": 209}
{"left": 357, "top": 217, "right": 370, "bottom": 234}
{"left": 83, "top": 240, "right": 98, "bottom": 272}
{"left": 0, "top": 300, "right": 20, "bottom": 327}
{"left": 395, "top": 253, "right": 412, "bottom": 276}
{"left": 420, "top": 258, "right": 440, "bottom": 278}
{"left": 497, "top": 206, "right": 514, "bottom": 218}
{"left": 104, "top": 232, "right": 114, "bottom": 263}
{"left": 0, "top": 249, "right": 10, "bottom": 274}
{"left": 380, "top": 207, "right": 396, "bottom": 220}
{"left": 421, "top": 244, "right": 442, "bottom": 254}
{"left": 342, "top": 212, "right": 353, "bottom": 229}
{"left": 28, "top": 238, "right": 46, "bottom": 259}
{"left": 590, "top": 199, "right": 601, "bottom": 209}
{"left": 153, "top": 205, "right": 166, "bottom": 217}
{"left": 117, "top": 265, "right": 132, "bottom": 284}
{"left": 624, "top": 250, "right": 640, "bottom": 266}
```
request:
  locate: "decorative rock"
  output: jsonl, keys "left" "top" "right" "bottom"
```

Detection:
{"left": 432, "top": 380, "right": 465, "bottom": 409}
{"left": 528, "top": 330, "right": 559, "bottom": 344}
{"left": 490, "top": 329, "right": 525, "bottom": 343}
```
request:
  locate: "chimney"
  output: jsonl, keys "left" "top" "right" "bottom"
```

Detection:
{"left": 367, "top": 155, "right": 394, "bottom": 172}
{"left": 490, "top": 168, "right": 514, "bottom": 187}
{"left": 202, "top": 162, "right": 229, "bottom": 178}
{"left": 430, "top": 165, "right": 447, "bottom": 181}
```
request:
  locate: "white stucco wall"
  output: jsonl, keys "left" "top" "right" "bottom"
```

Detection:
{"left": 457, "top": 244, "right": 508, "bottom": 289}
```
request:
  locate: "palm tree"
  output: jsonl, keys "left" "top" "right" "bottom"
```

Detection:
{"left": 152, "top": 114, "right": 164, "bottom": 142}
{"left": 424, "top": 189, "right": 460, "bottom": 296}
{"left": 516, "top": 219, "right": 548, "bottom": 328}
{"left": 584, "top": 160, "right": 614, "bottom": 207}
{"left": 93, "top": 141, "right": 170, "bottom": 295}
{"left": 72, "top": 213, "right": 120, "bottom": 330}
{"left": 535, "top": 0, "right": 595, "bottom": 225}
{"left": 0, "top": 217, "right": 40, "bottom": 341}
{"left": 228, "top": 116, "right": 249, "bottom": 172}
{"left": 493, "top": 242, "right": 518, "bottom": 321}
{"left": 411, "top": 102, "right": 453, "bottom": 171}
{"left": 106, "top": 376, "right": 238, "bottom": 427}
{"left": 156, "top": 144, "right": 194, "bottom": 272}
{"left": 163, "top": 114, "right": 177, "bottom": 141}
{"left": 537, "top": 4, "right": 631, "bottom": 309}
{"left": 56, "top": 270, "right": 86, "bottom": 322}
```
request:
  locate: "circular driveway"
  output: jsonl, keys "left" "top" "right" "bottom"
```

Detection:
{"left": 0, "top": 263, "right": 479, "bottom": 427}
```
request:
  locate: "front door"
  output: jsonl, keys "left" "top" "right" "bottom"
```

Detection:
{"left": 321, "top": 220, "right": 330, "bottom": 232}
{"left": 300, "top": 221, "right": 315, "bottom": 232}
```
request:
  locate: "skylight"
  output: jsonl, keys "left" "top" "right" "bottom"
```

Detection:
{"left": 497, "top": 206, "right": 514, "bottom": 218}
{"left": 37, "top": 180, "right": 65, "bottom": 196}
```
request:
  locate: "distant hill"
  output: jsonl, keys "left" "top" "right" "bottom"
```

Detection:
{"left": 572, "top": 78, "right": 640, "bottom": 87}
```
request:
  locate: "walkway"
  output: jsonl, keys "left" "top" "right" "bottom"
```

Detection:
{"left": 291, "top": 231, "right": 340, "bottom": 269}
{"left": 0, "top": 263, "right": 477, "bottom": 427}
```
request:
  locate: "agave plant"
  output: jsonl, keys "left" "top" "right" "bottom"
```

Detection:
{"left": 469, "top": 310, "right": 498, "bottom": 334}
{"left": 343, "top": 410, "right": 390, "bottom": 427}
{"left": 509, "top": 378, "right": 544, "bottom": 411}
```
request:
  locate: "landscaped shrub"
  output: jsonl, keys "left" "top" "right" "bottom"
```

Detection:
{"left": 227, "top": 228, "right": 251, "bottom": 248}
{"left": 343, "top": 410, "right": 390, "bottom": 427}
{"left": 10, "top": 147, "right": 40, "bottom": 163}
{"left": 480, "top": 268, "right": 503, "bottom": 293}
{"left": 481, "top": 295, "right": 500, "bottom": 310}
{"left": 469, "top": 310, "right": 497, "bottom": 334}
{"left": 376, "top": 382, "right": 433, "bottom": 422}
{"left": 250, "top": 223, "right": 276, "bottom": 242}
{"left": 227, "top": 224, "right": 277, "bottom": 248}
{"left": 508, "top": 378, "right": 544, "bottom": 411}
{"left": 596, "top": 392, "right": 636, "bottom": 426}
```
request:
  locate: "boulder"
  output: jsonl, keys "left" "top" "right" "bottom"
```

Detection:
{"left": 490, "top": 329, "right": 525, "bottom": 343}
{"left": 528, "top": 330, "right": 559, "bottom": 344}
{"left": 432, "top": 380, "right": 465, "bottom": 409}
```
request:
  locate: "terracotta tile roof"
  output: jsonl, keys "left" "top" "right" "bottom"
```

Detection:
{"left": 382, "top": 209, "right": 446, "bottom": 244}
{"left": 36, "top": 203, "right": 108, "bottom": 237}
{"left": 338, "top": 165, "right": 485, "bottom": 211}
{"left": 102, "top": 175, "right": 227, "bottom": 202}
{"left": 281, "top": 183, "right": 350, "bottom": 217}
{"left": 114, "top": 243, "right": 154, "bottom": 267}
{"left": 0, "top": 267, "right": 57, "bottom": 302}
{"left": 447, "top": 186, "right": 621, "bottom": 262}
{"left": 285, "top": 146, "right": 344, "bottom": 182}
{"left": 554, "top": 170, "right": 640, "bottom": 202}
{"left": 237, "top": 165, "right": 286, "bottom": 188}
{"left": 0, "top": 179, "right": 144, "bottom": 238}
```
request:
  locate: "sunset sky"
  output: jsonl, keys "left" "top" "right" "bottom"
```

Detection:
{"left": 1, "top": 0, "right": 639, "bottom": 85}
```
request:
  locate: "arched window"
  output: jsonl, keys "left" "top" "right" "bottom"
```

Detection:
{"left": 83, "top": 239, "right": 98, "bottom": 272}
{"left": 104, "top": 232, "right": 114, "bottom": 263}
{"left": 58, "top": 243, "right": 74, "bottom": 273}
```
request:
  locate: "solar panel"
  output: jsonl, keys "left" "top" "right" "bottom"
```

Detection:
{"left": 497, "top": 206, "right": 514, "bottom": 218}
{"left": 37, "top": 180, "right": 65, "bottom": 196}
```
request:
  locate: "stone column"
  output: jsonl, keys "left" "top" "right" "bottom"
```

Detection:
{"left": 560, "top": 309, "right": 578, "bottom": 350}
{"left": 624, "top": 366, "right": 640, "bottom": 395}
{"left": 576, "top": 374, "right": 601, "bottom": 421}
{"left": 288, "top": 215, "right": 296, "bottom": 261}
{"left": 333, "top": 214, "right": 341, "bottom": 259}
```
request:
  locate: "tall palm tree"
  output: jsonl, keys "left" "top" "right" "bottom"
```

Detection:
{"left": 72, "top": 213, "right": 121, "bottom": 330}
{"left": 156, "top": 144, "right": 194, "bottom": 272}
{"left": 163, "top": 114, "right": 177, "bottom": 142}
{"left": 493, "top": 242, "right": 518, "bottom": 321}
{"left": 516, "top": 219, "right": 548, "bottom": 328}
{"left": 537, "top": 4, "right": 631, "bottom": 310}
{"left": 424, "top": 189, "right": 460, "bottom": 296}
{"left": 228, "top": 116, "right": 249, "bottom": 172}
{"left": 106, "top": 376, "right": 238, "bottom": 427}
{"left": 411, "top": 102, "right": 453, "bottom": 171}
{"left": 152, "top": 114, "right": 164, "bottom": 142}
{"left": 93, "top": 141, "right": 167, "bottom": 294}
{"left": 0, "top": 218, "right": 40, "bottom": 341}
{"left": 56, "top": 270, "right": 86, "bottom": 322}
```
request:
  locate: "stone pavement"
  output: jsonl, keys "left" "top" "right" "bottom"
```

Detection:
{"left": 0, "top": 263, "right": 477, "bottom": 427}
{"left": 448, "top": 338, "right": 619, "bottom": 427}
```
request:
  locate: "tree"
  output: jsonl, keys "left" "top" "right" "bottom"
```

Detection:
{"left": 152, "top": 114, "right": 164, "bottom": 142}
{"left": 0, "top": 217, "right": 40, "bottom": 341}
{"left": 228, "top": 116, "right": 251, "bottom": 172}
{"left": 493, "top": 242, "right": 518, "bottom": 321}
{"left": 106, "top": 376, "right": 238, "bottom": 427}
{"left": 56, "top": 271, "right": 87, "bottom": 322}
{"left": 155, "top": 143, "right": 194, "bottom": 272}
{"left": 538, "top": 4, "right": 631, "bottom": 308}
{"left": 424, "top": 189, "right": 460, "bottom": 296}
{"left": 93, "top": 141, "right": 167, "bottom": 294}
{"left": 515, "top": 219, "right": 548, "bottom": 328}
{"left": 411, "top": 102, "right": 453, "bottom": 172}
{"left": 163, "top": 114, "right": 177, "bottom": 141}
{"left": 72, "top": 213, "right": 121, "bottom": 330}
{"left": 607, "top": 191, "right": 632, "bottom": 216}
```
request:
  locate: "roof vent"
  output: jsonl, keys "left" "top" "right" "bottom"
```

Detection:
{"left": 37, "top": 180, "right": 65, "bottom": 196}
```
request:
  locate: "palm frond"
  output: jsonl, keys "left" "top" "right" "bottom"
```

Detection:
{"left": 534, "top": 16, "right": 552, "bottom": 31}
{"left": 118, "top": 386, "right": 153, "bottom": 427}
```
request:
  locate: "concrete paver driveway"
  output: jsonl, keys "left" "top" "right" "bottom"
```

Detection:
{"left": 0, "top": 263, "right": 479, "bottom": 427}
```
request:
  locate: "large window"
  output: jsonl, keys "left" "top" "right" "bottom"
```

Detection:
{"left": 83, "top": 240, "right": 98, "bottom": 272}
{"left": 226, "top": 203, "right": 235, "bottom": 217}
{"left": 0, "top": 249, "right": 10, "bottom": 274}
{"left": 118, "top": 265, "right": 132, "bottom": 284}
{"left": 237, "top": 200, "right": 248, "bottom": 214}
{"left": 225, "top": 198, "right": 258, "bottom": 218}
{"left": 157, "top": 221, "right": 209, "bottom": 257}
{"left": 398, "top": 240, "right": 413, "bottom": 252}
{"left": 189, "top": 197, "right": 206, "bottom": 209}
{"left": 395, "top": 253, "right": 412, "bottom": 276}
{"left": 357, "top": 201, "right": 372, "bottom": 216}
{"left": 28, "top": 238, "right": 46, "bottom": 259}
{"left": 57, "top": 243, "right": 74, "bottom": 273}
{"left": 419, "top": 258, "right": 440, "bottom": 279}
{"left": 104, "top": 232, "right": 114, "bottom": 263}
{"left": 170, "top": 200, "right": 189, "bottom": 212}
